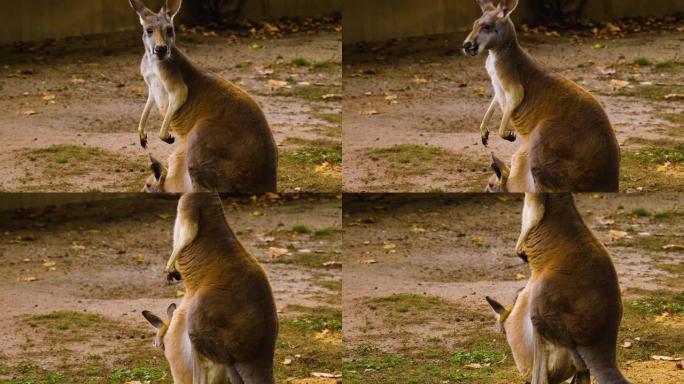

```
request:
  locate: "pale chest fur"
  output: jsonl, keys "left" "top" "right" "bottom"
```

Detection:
{"left": 486, "top": 52, "right": 506, "bottom": 112}
{"left": 141, "top": 56, "right": 169, "bottom": 115}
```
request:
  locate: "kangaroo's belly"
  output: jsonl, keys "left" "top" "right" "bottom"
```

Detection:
{"left": 144, "top": 70, "right": 169, "bottom": 115}
{"left": 486, "top": 53, "right": 507, "bottom": 110}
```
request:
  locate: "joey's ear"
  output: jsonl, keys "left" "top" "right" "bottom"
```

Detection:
{"left": 491, "top": 153, "right": 510, "bottom": 181}
{"left": 485, "top": 296, "right": 506, "bottom": 315}
{"left": 142, "top": 310, "right": 164, "bottom": 329}
{"left": 164, "top": 0, "right": 183, "bottom": 20}
{"left": 497, "top": 0, "right": 519, "bottom": 18}
{"left": 167, "top": 303, "right": 177, "bottom": 320}
{"left": 129, "top": 0, "right": 154, "bottom": 20}
{"left": 150, "top": 155, "right": 167, "bottom": 182}
{"left": 477, "top": 0, "right": 496, "bottom": 12}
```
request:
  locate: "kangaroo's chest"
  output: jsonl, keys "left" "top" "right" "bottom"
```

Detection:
{"left": 486, "top": 52, "right": 507, "bottom": 110}
{"left": 142, "top": 61, "right": 169, "bottom": 115}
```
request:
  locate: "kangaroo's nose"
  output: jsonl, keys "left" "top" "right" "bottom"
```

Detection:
{"left": 463, "top": 41, "right": 474, "bottom": 50}
{"left": 155, "top": 46, "right": 168, "bottom": 58}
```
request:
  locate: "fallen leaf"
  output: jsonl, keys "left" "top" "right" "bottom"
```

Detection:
{"left": 311, "top": 373, "right": 342, "bottom": 378}
{"left": 360, "top": 109, "right": 379, "bottom": 116}
{"left": 515, "top": 273, "right": 526, "bottom": 280}
{"left": 651, "top": 355, "right": 682, "bottom": 362}
{"left": 664, "top": 93, "right": 684, "bottom": 100}
{"left": 359, "top": 259, "right": 377, "bottom": 265}
{"left": 382, "top": 243, "right": 396, "bottom": 250}
{"left": 623, "top": 340, "right": 633, "bottom": 348}
{"left": 608, "top": 230, "right": 629, "bottom": 240}
{"left": 473, "top": 86, "right": 486, "bottom": 96}
{"left": 472, "top": 236, "right": 485, "bottom": 246}
{"left": 592, "top": 42, "right": 605, "bottom": 49}
{"left": 157, "top": 213, "right": 172, "bottom": 220}
{"left": 322, "top": 93, "right": 342, "bottom": 100}
{"left": 267, "top": 79, "right": 287, "bottom": 91}
{"left": 268, "top": 247, "right": 289, "bottom": 258}
{"left": 42, "top": 260, "right": 56, "bottom": 268}
{"left": 322, "top": 261, "right": 342, "bottom": 268}
{"left": 282, "top": 358, "right": 293, "bottom": 365}
{"left": 251, "top": 210, "right": 264, "bottom": 217}
{"left": 19, "top": 110, "right": 37, "bottom": 116}
{"left": 176, "top": 290, "right": 185, "bottom": 297}
{"left": 662, "top": 244, "right": 684, "bottom": 251}
{"left": 70, "top": 77, "right": 86, "bottom": 84}
{"left": 42, "top": 94, "right": 56, "bottom": 101}
{"left": 19, "top": 276, "right": 37, "bottom": 282}
{"left": 132, "top": 254, "right": 145, "bottom": 263}
{"left": 610, "top": 79, "right": 629, "bottom": 90}
{"left": 596, "top": 217, "right": 615, "bottom": 226}
{"left": 413, "top": 77, "right": 428, "bottom": 84}
{"left": 131, "top": 86, "right": 145, "bottom": 95}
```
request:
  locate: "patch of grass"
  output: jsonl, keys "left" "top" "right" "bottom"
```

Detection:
{"left": 320, "top": 280, "right": 341, "bottom": 291}
{"left": 318, "top": 112, "right": 341, "bottom": 125}
{"left": 621, "top": 140, "right": 684, "bottom": 192}
{"left": 653, "top": 210, "right": 673, "bottom": 219}
{"left": 276, "top": 84, "right": 339, "bottom": 102}
{"left": 28, "top": 145, "right": 105, "bottom": 165}
{"left": 313, "top": 60, "right": 332, "bottom": 69}
{"left": 632, "top": 208, "right": 651, "bottom": 217}
{"left": 633, "top": 57, "right": 652, "bottom": 66}
{"left": 27, "top": 311, "right": 105, "bottom": 334}
{"left": 369, "top": 144, "right": 461, "bottom": 179}
{"left": 291, "top": 57, "right": 310, "bottom": 67}
{"left": 655, "top": 263, "right": 684, "bottom": 276}
{"left": 617, "top": 84, "right": 684, "bottom": 101}
{"left": 292, "top": 224, "right": 311, "bottom": 234}
{"left": 276, "top": 306, "right": 343, "bottom": 381}
{"left": 660, "top": 113, "right": 684, "bottom": 125}
{"left": 618, "top": 291, "right": 684, "bottom": 363}
{"left": 108, "top": 367, "right": 166, "bottom": 383}
{"left": 279, "top": 139, "right": 341, "bottom": 192}
{"left": 314, "top": 227, "right": 336, "bottom": 236}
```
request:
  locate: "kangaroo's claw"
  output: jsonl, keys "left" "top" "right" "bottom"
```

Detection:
{"left": 140, "top": 134, "right": 148, "bottom": 149}
{"left": 167, "top": 270, "right": 181, "bottom": 283}
{"left": 517, "top": 249, "right": 528, "bottom": 263}
{"left": 161, "top": 135, "right": 175, "bottom": 145}
{"left": 481, "top": 130, "right": 490, "bottom": 147}
{"left": 501, "top": 130, "right": 517, "bottom": 142}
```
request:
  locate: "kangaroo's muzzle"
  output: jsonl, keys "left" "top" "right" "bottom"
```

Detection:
{"left": 463, "top": 41, "right": 479, "bottom": 56}
{"left": 155, "top": 45, "right": 169, "bottom": 59}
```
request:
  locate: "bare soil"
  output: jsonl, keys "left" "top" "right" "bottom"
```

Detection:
{"left": 343, "top": 31, "right": 684, "bottom": 192}
{"left": 0, "top": 194, "right": 342, "bottom": 383}
{"left": 342, "top": 193, "right": 684, "bottom": 383}
{"left": 0, "top": 29, "right": 341, "bottom": 192}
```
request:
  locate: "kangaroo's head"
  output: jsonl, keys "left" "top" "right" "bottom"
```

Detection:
{"left": 142, "top": 303, "right": 177, "bottom": 351}
{"left": 142, "top": 156, "right": 168, "bottom": 193}
{"left": 463, "top": 0, "right": 519, "bottom": 56}
{"left": 129, "top": 0, "right": 183, "bottom": 61}
{"left": 485, "top": 296, "right": 513, "bottom": 334}
{"left": 485, "top": 153, "right": 510, "bottom": 192}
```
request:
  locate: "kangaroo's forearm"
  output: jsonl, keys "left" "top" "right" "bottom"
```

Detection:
{"left": 139, "top": 94, "right": 155, "bottom": 133}
{"left": 481, "top": 97, "right": 497, "bottom": 130}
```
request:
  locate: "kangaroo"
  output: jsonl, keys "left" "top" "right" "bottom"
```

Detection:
{"left": 130, "top": 0, "right": 278, "bottom": 193}
{"left": 463, "top": 0, "right": 620, "bottom": 192}
{"left": 486, "top": 290, "right": 588, "bottom": 383}
{"left": 143, "top": 303, "right": 193, "bottom": 383}
{"left": 165, "top": 193, "right": 278, "bottom": 384}
{"left": 512, "top": 193, "right": 629, "bottom": 384}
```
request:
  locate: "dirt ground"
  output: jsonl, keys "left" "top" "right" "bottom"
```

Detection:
{"left": 0, "top": 194, "right": 342, "bottom": 383}
{"left": 342, "top": 193, "right": 684, "bottom": 383}
{"left": 0, "top": 28, "right": 341, "bottom": 193}
{"left": 343, "top": 30, "right": 684, "bottom": 192}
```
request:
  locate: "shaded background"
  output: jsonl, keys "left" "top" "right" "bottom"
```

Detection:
{"left": 344, "top": 0, "right": 684, "bottom": 43}
{"left": 0, "top": 0, "right": 342, "bottom": 44}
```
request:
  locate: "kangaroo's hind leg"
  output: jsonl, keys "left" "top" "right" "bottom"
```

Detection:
{"left": 532, "top": 330, "right": 550, "bottom": 384}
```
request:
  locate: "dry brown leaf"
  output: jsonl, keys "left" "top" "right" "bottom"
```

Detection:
{"left": 359, "top": 259, "right": 377, "bottom": 265}
{"left": 662, "top": 244, "right": 684, "bottom": 251}
{"left": 311, "top": 373, "right": 342, "bottom": 379}
{"left": 19, "top": 110, "right": 37, "bottom": 116}
{"left": 360, "top": 109, "right": 379, "bottom": 116}
{"left": 322, "top": 261, "right": 342, "bottom": 269}
{"left": 267, "top": 79, "right": 287, "bottom": 91}
{"left": 651, "top": 355, "right": 682, "bottom": 362}
{"left": 268, "top": 247, "right": 289, "bottom": 258}
{"left": 608, "top": 230, "right": 629, "bottom": 240}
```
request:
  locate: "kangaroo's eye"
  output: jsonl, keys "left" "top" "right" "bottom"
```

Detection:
{"left": 146, "top": 28, "right": 154, "bottom": 35}
{"left": 482, "top": 24, "right": 492, "bottom": 31}
{"left": 166, "top": 27, "right": 174, "bottom": 36}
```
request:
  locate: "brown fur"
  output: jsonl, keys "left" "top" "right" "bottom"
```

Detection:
{"left": 521, "top": 193, "right": 629, "bottom": 384}
{"left": 170, "top": 193, "right": 278, "bottom": 383}
{"left": 131, "top": 0, "right": 278, "bottom": 193}
{"left": 465, "top": 0, "right": 620, "bottom": 192}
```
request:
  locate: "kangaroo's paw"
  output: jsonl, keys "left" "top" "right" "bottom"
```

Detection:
{"left": 517, "top": 248, "right": 528, "bottom": 263}
{"left": 140, "top": 133, "right": 148, "bottom": 149}
{"left": 161, "top": 135, "right": 176, "bottom": 145}
{"left": 500, "top": 130, "right": 517, "bottom": 142}
{"left": 166, "top": 269, "right": 181, "bottom": 283}
{"left": 481, "top": 130, "right": 490, "bottom": 147}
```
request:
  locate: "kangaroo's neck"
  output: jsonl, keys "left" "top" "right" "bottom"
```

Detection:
{"left": 176, "top": 211, "right": 243, "bottom": 291}
{"left": 525, "top": 194, "right": 595, "bottom": 267}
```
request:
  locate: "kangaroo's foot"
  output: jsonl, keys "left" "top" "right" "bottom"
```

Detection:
{"left": 161, "top": 134, "right": 175, "bottom": 145}
{"left": 500, "top": 129, "right": 517, "bottom": 142}
{"left": 481, "top": 129, "right": 490, "bottom": 147}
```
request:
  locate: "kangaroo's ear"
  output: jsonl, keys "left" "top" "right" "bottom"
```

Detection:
{"left": 477, "top": 0, "right": 496, "bottom": 12}
{"left": 150, "top": 156, "right": 167, "bottom": 183}
{"left": 497, "top": 0, "right": 518, "bottom": 18}
{"left": 164, "top": 0, "right": 183, "bottom": 20}
{"left": 491, "top": 153, "right": 510, "bottom": 181}
{"left": 167, "top": 303, "right": 177, "bottom": 320}
{"left": 485, "top": 296, "right": 506, "bottom": 315}
{"left": 129, "top": 0, "right": 154, "bottom": 20}
{"left": 142, "top": 310, "right": 164, "bottom": 329}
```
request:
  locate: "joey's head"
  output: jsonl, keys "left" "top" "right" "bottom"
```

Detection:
{"left": 485, "top": 296, "right": 512, "bottom": 334}
{"left": 463, "top": 0, "right": 519, "bottom": 56}
{"left": 485, "top": 153, "right": 510, "bottom": 192}
{"left": 142, "top": 155, "right": 168, "bottom": 193}
{"left": 129, "top": 0, "right": 183, "bottom": 61}
{"left": 142, "top": 303, "right": 177, "bottom": 351}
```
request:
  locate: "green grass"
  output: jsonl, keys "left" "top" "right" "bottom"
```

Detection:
{"left": 291, "top": 57, "right": 310, "bottom": 67}
{"left": 28, "top": 145, "right": 105, "bottom": 165}
{"left": 314, "top": 227, "right": 336, "bottom": 236}
{"left": 633, "top": 57, "right": 652, "bottom": 66}
{"left": 276, "top": 84, "right": 339, "bottom": 102}
{"left": 279, "top": 139, "right": 341, "bottom": 192}
{"left": 621, "top": 139, "right": 684, "bottom": 192}
{"left": 616, "top": 84, "right": 684, "bottom": 101}
{"left": 632, "top": 208, "right": 650, "bottom": 217}
{"left": 275, "top": 306, "right": 343, "bottom": 381}
{"left": 313, "top": 60, "right": 332, "bottom": 69}
{"left": 292, "top": 224, "right": 311, "bottom": 234}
